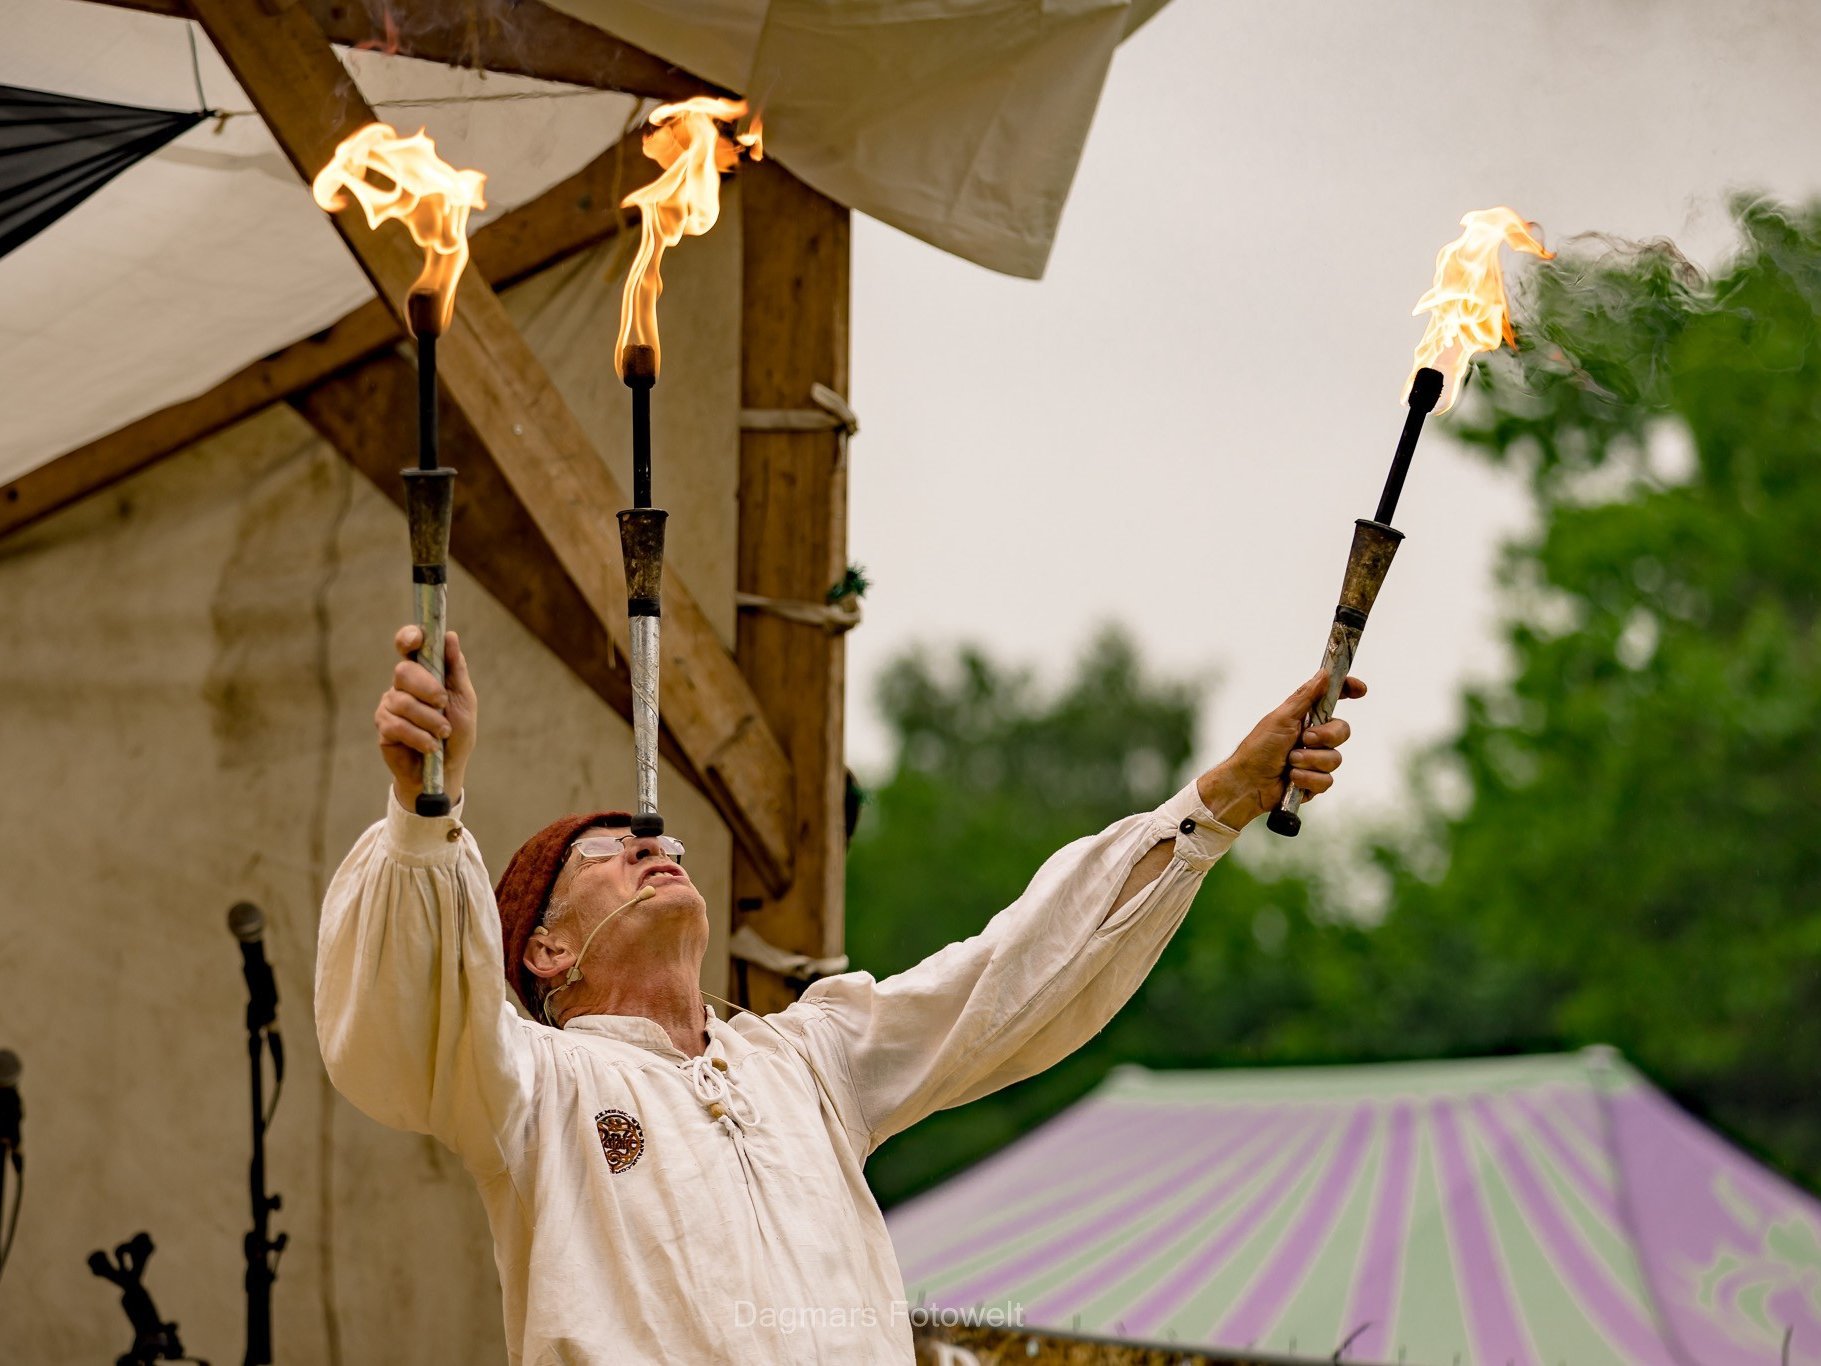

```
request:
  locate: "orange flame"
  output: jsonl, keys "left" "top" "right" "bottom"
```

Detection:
{"left": 312, "top": 124, "right": 487, "bottom": 336}
{"left": 1408, "top": 206, "right": 1553, "bottom": 412}
{"left": 616, "top": 98, "right": 762, "bottom": 377}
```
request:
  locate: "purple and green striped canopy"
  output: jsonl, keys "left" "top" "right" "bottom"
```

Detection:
{"left": 886, "top": 1050, "right": 1821, "bottom": 1364}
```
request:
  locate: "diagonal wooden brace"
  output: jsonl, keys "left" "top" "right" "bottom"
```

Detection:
{"left": 190, "top": 0, "right": 795, "bottom": 892}
{"left": 290, "top": 353, "right": 706, "bottom": 789}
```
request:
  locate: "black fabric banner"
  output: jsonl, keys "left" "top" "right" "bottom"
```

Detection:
{"left": 0, "top": 84, "right": 205, "bottom": 261}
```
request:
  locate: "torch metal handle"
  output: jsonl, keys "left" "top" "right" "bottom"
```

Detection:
{"left": 1266, "top": 618, "right": 1360, "bottom": 836}
{"left": 413, "top": 579, "right": 450, "bottom": 816}
{"left": 618, "top": 507, "right": 668, "bottom": 836}
{"left": 404, "top": 466, "right": 457, "bottom": 819}
{"left": 1266, "top": 518, "right": 1405, "bottom": 838}
{"left": 628, "top": 615, "right": 660, "bottom": 818}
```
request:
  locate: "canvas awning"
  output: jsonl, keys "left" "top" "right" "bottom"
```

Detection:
{"left": 0, "top": 0, "right": 1168, "bottom": 488}
{"left": 887, "top": 1050, "right": 1821, "bottom": 1365}
{"left": 544, "top": 0, "right": 1169, "bottom": 279}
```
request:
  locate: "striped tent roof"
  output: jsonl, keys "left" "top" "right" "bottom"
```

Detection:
{"left": 886, "top": 1050, "right": 1821, "bottom": 1365}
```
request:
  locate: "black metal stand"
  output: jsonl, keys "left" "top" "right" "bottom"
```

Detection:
{"left": 242, "top": 998, "right": 285, "bottom": 1365}
{"left": 0, "top": 1149, "right": 13, "bottom": 1282}
{"left": 88, "top": 1232, "right": 209, "bottom": 1366}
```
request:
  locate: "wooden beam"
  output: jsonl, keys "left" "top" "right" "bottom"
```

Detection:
{"left": 2, "top": 134, "right": 639, "bottom": 540}
{"left": 732, "top": 159, "right": 851, "bottom": 1010}
{"left": 78, "top": 0, "right": 718, "bottom": 100}
{"left": 290, "top": 352, "right": 695, "bottom": 790}
{"left": 189, "top": 0, "right": 795, "bottom": 890}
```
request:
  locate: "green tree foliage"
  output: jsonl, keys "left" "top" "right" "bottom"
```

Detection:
{"left": 1332, "top": 200, "right": 1821, "bottom": 1180}
{"left": 849, "top": 200, "right": 1821, "bottom": 1209}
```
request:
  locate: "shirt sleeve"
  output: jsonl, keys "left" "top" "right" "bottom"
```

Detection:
{"left": 315, "top": 789, "right": 534, "bottom": 1174}
{"left": 779, "top": 780, "right": 1238, "bottom": 1157}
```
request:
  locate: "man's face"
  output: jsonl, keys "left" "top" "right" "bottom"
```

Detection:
{"left": 550, "top": 821, "right": 706, "bottom": 930}
{"left": 523, "top": 821, "right": 711, "bottom": 1010}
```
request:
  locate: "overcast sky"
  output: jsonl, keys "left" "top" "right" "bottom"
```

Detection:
{"left": 844, "top": 0, "right": 1821, "bottom": 836}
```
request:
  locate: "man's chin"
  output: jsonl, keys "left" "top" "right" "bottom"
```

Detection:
{"left": 639, "top": 878, "right": 705, "bottom": 914}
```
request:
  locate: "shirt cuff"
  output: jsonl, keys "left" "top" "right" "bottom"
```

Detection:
{"left": 1153, "top": 780, "right": 1240, "bottom": 872}
{"left": 385, "top": 785, "right": 469, "bottom": 863}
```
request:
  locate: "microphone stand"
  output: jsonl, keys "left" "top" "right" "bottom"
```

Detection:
{"left": 0, "top": 1051, "right": 22, "bottom": 1287}
{"left": 241, "top": 949, "right": 285, "bottom": 1364}
{"left": 0, "top": 1138, "right": 15, "bottom": 1286}
{"left": 88, "top": 1232, "right": 209, "bottom": 1365}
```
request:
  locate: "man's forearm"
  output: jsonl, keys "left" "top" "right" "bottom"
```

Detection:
{"left": 1113, "top": 765, "right": 1257, "bottom": 911}
{"left": 1114, "top": 840, "right": 1177, "bottom": 912}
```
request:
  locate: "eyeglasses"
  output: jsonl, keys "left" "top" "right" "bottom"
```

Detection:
{"left": 568, "top": 833, "right": 687, "bottom": 866}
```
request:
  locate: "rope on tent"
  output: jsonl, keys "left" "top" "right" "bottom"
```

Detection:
{"left": 740, "top": 382, "right": 860, "bottom": 436}
{"left": 185, "top": 23, "right": 209, "bottom": 114}
{"left": 728, "top": 925, "right": 848, "bottom": 983}
{"left": 734, "top": 385, "right": 865, "bottom": 632}
{"left": 206, "top": 87, "right": 629, "bottom": 124}
{"left": 734, "top": 591, "right": 862, "bottom": 634}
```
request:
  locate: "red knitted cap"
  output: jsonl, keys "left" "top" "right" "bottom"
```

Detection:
{"left": 494, "top": 809, "right": 631, "bottom": 1018}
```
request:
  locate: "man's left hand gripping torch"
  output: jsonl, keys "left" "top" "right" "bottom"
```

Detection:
{"left": 404, "top": 292, "right": 456, "bottom": 817}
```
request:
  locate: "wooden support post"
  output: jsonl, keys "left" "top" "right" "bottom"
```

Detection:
{"left": 189, "top": 0, "right": 795, "bottom": 891}
{"left": 733, "top": 160, "right": 851, "bottom": 1011}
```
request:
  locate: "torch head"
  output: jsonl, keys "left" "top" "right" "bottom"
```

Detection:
{"left": 407, "top": 290, "right": 446, "bottom": 341}
{"left": 620, "top": 343, "right": 658, "bottom": 390}
{"left": 313, "top": 125, "right": 485, "bottom": 337}
{"left": 1406, "top": 366, "right": 1445, "bottom": 414}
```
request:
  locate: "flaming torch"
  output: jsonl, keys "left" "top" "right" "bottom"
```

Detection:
{"left": 313, "top": 125, "right": 486, "bottom": 816}
{"left": 1268, "top": 206, "right": 1552, "bottom": 837}
{"left": 614, "top": 98, "right": 760, "bottom": 838}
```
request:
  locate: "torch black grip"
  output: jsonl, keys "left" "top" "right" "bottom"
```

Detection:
{"left": 1265, "top": 807, "right": 1303, "bottom": 838}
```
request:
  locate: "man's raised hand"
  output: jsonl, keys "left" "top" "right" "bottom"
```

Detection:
{"left": 376, "top": 626, "right": 479, "bottom": 809}
{"left": 1195, "top": 669, "right": 1366, "bottom": 831}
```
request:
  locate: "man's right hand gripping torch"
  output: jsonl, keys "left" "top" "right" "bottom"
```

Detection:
{"left": 1267, "top": 366, "right": 1442, "bottom": 837}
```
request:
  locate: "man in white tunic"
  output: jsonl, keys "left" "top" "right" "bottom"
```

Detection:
{"left": 319, "top": 626, "right": 1362, "bottom": 1364}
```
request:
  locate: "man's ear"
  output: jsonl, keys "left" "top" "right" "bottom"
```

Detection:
{"left": 523, "top": 929, "right": 573, "bottom": 984}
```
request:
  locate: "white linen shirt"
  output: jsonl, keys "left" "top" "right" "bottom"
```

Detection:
{"left": 316, "top": 782, "right": 1238, "bottom": 1365}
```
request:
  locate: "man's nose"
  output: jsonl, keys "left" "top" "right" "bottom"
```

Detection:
{"left": 626, "top": 838, "right": 673, "bottom": 864}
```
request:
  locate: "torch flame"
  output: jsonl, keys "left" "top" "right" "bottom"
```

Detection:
{"left": 1408, "top": 206, "right": 1553, "bottom": 412}
{"left": 616, "top": 97, "right": 762, "bottom": 377}
{"left": 312, "top": 124, "right": 487, "bottom": 336}
{"left": 738, "top": 110, "right": 764, "bottom": 161}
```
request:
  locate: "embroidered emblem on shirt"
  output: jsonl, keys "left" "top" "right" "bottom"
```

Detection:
{"left": 594, "top": 1109, "right": 645, "bottom": 1174}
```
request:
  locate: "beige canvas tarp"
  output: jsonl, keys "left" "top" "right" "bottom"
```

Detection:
{"left": 548, "top": 0, "right": 1171, "bottom": 278}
